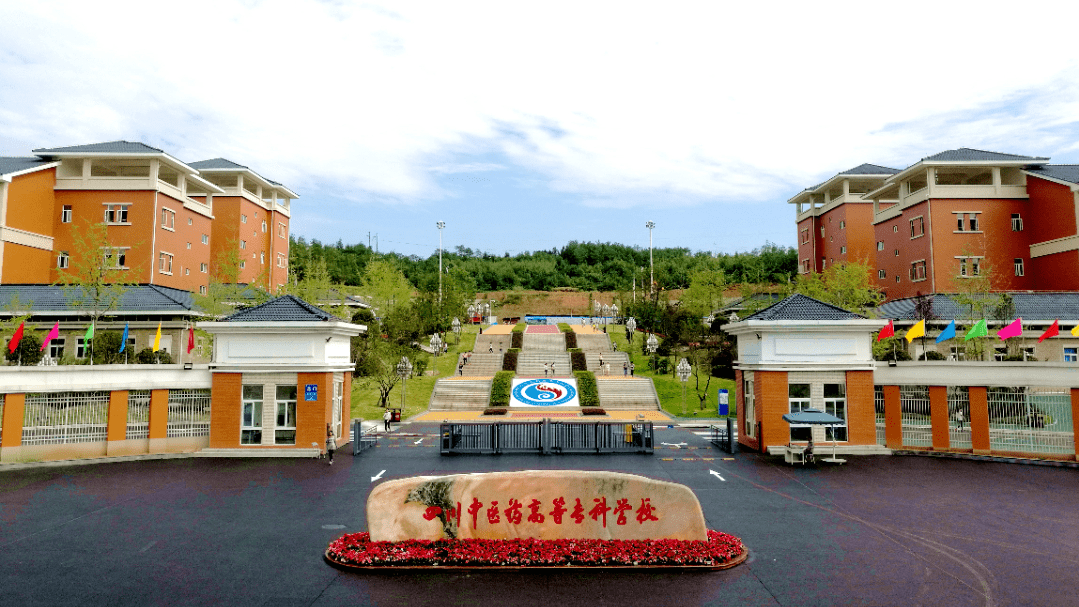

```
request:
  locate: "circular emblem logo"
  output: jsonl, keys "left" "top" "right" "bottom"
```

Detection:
{"left": 512, "top": 379, "right": 577, "bottom": 407}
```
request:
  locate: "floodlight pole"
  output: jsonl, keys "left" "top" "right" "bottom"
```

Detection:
{"left": 646, "top": 221, "right": 655, "bottom": 294}
{"left": 436, "top": 221, "right": 445, "bottom": 306}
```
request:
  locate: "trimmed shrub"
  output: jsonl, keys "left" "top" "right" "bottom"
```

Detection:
{"left": 511, "top": 331, "right": 523, "bottom": 349}
{"left": 413, "top": 357, "right": 429, "bottom": 377}
{"left": 564, "top": 330, "right": 577, "bottom": 350}
{"left": 557, "top": 323, "right": 571, "bottom": 333}
{"left": 574, "top": 370, "right": 599, "bottom": 408}
{"left": 502, "top": 349, "right": 519, "bottom": 371}
{"left": 919, "top": 351, "right": 946, "bottom": 361}
{"left": 483, "top": 407, "right": 508, "bottom": 416}
{"left": 570, "top": 350, "right": 587, "bottom": 372}
{"left": 135, "top": 348, "right": 173, "bottom": 364}
{"left": 490, "top": 370, "right": 515, "bottom": 407}
{"left": 581, "top": 407, "right": 606, "bottom": 416}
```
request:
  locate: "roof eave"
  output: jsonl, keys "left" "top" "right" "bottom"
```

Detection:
{"left": 0, "top": 161, "right": 61, "bottom": 181}
{"left": 1023, "top": 170, "right": 1079, "bottom": 191}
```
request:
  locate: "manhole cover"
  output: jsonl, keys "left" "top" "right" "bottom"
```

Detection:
{"left": 322, "top": 524, "right": 346, "bottom": 530}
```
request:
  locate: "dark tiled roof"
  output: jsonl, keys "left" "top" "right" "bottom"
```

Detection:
{"left": 0, "top": 157, "right": 54, "bottom": 177}
{"left": 221, "top": 295, "right": 334, "bottom": 322}
{"left": 720, "top": 293, "right": 783, "bottom": 312}
{"left": 1025, "top": 165, "right": 1079, "bottom": 185}
{"left": 920, "top": 148, "right": 1049, "bottom": 163}
{"left": 839, "top": 163, "right": 899, "bottom": 176}
{"left": 744, "top": 294, "right": 864, "bottom": 321}
{"left": 878, "top": 293, "right": 1079, "bottom": 321}
{"left": 0, "top": 284, "right": 196, "bottom": 314}
{"left": 189, "top": 158, "right": 249, "bottom": 170}
{"left": 33, "top": 141, "right": 165, "bottom": 155}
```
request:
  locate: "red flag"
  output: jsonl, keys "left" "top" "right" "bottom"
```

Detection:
{"left": 877, "top": 320, "right": 894, "bottom": 342}
{"left": 1038, "top": 319, "right": 1059, "bottom": 343}
{"left": 187, "top": 325, "right": 195, "bottom": 354}
{"left": 7, "top": 321, "right": 24, "bottom": 353}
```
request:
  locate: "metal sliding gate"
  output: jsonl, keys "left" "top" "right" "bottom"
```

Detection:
{"left": 874, "top": 386, "right": 886, "bottom": 445}
{"left": 987, "top": 387, "right": 1074, "bottom": 455}
{"left": 900, "top": 385, "right": 932, "bottom": 447}
{"left": 441, "top": 420, "right": 654, "bottom": 455}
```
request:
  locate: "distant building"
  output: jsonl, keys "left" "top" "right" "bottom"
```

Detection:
{"left": 791, "top": 149, "right": 1079, "bottom": 300}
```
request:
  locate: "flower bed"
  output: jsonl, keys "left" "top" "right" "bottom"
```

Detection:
{"left": 325, "top": 530, "right": 746, "bottom": 571}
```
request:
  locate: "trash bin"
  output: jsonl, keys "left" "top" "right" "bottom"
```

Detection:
{"left": 391, "top": 408, "right": 402, "bottom": 422}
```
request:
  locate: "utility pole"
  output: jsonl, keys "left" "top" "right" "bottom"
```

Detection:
{"left": 646, "top": 221, "right": 655, "bottom": 294}
{"left": 436, "top": 221, "right": 445, "bottom": 305}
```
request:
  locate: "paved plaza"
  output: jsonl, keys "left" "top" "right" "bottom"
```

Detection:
{"left": 1, "top": 423, "right": 1077, "bottom": 606}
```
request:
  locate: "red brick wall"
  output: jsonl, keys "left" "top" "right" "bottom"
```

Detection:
{"left": 756, "top": 370, "right": 788, "bottom": 450}
{"left": 929, "top": 385, "right": 949, "bottom": 450}
{"left": 845, "top": 370, "right": 875, "bottom": 446}
{"left": 297, "top": 372, "right": 329, "bottom": 449}
{"left": 210, "top": 373, "right": 242, "bottom": 448}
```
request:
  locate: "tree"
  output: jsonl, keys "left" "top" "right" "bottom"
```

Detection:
{"left": 56, "top": 219, "right": 138, "bottom": 363}
{"left": 787, "top": 261, "right": 883, "bottom": 314}
{"left": 951, "top": 255, "right": 997, "bottom": 361}
{"left": 680, "top": 264, "right": 728, "bottom": 318}
{"left": 5, "top": 332, "right": 44, "bottom": 366}
{"left": 359, "top": 258, "right": 413, "bottom": 321}
{"left": 353, "top": 338, "right": 408, "bottom": 408}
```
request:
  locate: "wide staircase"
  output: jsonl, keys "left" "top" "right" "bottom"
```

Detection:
{"left": 428, "top": 378, "right": 493, "bottom": 411}
{"left": 585, "top": 351, "right": 630, "bottom": 375}
{"left": 458, "top": 352, "right": 503, "bottom": 377}
{"left": 596, "top": 377, "right": 661, "bottom": 410}
{"left": 576, "top": 333, "right": 614, "bottom": 352}
{"left": 475, "top": 334, "right": 512, "bottom": 354}
{"left": 523, "top": 333, "right": 566, "bottom": 352}
{"left": 516, "top": 351, "right": 572, "bottom": 377}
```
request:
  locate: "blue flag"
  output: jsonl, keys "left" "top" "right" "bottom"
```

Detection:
{"left": 119, "top": 323, "right": 129, "bottom": 352}
{"left": 935, "top": 320, "right": 956, "bottom": 343}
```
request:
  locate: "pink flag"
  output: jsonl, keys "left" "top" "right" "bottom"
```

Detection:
{"left": 997, "top": 318, "right": 1022, "bottom": 340}
{"left": 40, "top": 322, "right": 60, "bottom": 351}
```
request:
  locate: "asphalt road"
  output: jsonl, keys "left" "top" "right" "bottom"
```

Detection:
{"left": 1, "top": 423, "right": 1077, "bottom": 606}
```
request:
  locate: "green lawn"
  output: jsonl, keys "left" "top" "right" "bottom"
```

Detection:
{"left": 350, "top": 326, "right": 479, "bottom": 423}
{"left": 606, "top": 324, "right": 736, "bottom": 419}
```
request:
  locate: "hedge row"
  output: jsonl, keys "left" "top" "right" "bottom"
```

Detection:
{"left": 557, "top": 323, "right": 571, "bottom": 333}
{"left": 503, "top": 349, "right": 519, "bottom": 371}
{"left": 569, "top": 350, "right": 587, "bottom": 372}
{"left": 511, "top": 329, "right": 523, "bottom": 349}
{"left": 490, "top": 370, "right": 515, "bottom": 408}
{"left": 581, "top": 407, "right": 606, "bottom": 416}
{"left": 483, "top": 407, "right": 508, "bottom": 416}
{"left": 573, "top": 370, "right": 599, "bottom": 408}
{"left": 564, "top": 329, "right": 577, "bottom": 350}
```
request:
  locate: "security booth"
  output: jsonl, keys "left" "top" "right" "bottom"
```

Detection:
{"left": 199, "top": 295, "right": 365, "bottom": 455}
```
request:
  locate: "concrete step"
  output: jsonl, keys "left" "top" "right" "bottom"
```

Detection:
{"left": 596, "top": 378, "right": 660, "bottom": 410}
{"left": 523, "top": 333, "right": 566, "bottom": 351}
{"left": 584, "top": 352, "right": 630, "bottom": 375}
{"left": 429, "top": 378, "right": 492, "bottom": 411}
{"left": 474, "top": 335, "right": 512, "bottom": 355}
{"left": 455, "top": 353, "right": 503, "bottom": 377}
{"left": 516, "top": 352, "right": 572, "bottom": 376}
{"left": 576, "top": 333, "right": 614, "bottom": 352}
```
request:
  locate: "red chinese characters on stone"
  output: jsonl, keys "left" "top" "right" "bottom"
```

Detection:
{"left": 504, "top": 499, "right": 523, "bottom": 525}
{"left": 589, "top": 497, "right": 611, "bottom": 528}
{"left": 549, "top": 497, "right": 567, "bottom": 524}
{"left": 527, "top": 499, "right": 545, "bottom": 524}
{"left": 571, "top": 498, "right": 586, "bottom": 524}
{"left": 468, "top": 498, "right": 483, "bottom": 529}
{"left": 486, "top": 500, "right": 500, "bottom": 524}
{"left": 422, "top": 506, "right": 442, "bottom": 521}
{"left": 635, "top": 498, "right": 659, "bottom": 524}
{"left": 613, "top": 498, "right": 632, "bottom": 526}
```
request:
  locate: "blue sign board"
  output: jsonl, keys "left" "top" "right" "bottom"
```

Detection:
{"left": 718, "top": 389, "right": 729, "bottom": 416}
{"left": 305, "top": 384, "right": 318, "bottom": 401}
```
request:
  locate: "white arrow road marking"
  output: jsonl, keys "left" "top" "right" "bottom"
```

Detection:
{"left": 371, "top": 470, "right": 386, "bottom": 482}
{"left": 414, "top": 438, "right": 424, "bottom": 445}
{"left": 660, "top": 442, "right": 688, "bottom": 448}
{"left": 709, "top": 469, "right": 726, "bottom": 482}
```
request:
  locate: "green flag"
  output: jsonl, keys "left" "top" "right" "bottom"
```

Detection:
{"left": 964, "top": 319, "right": 987, "bottom": 341}
{"left": 84, "top": 322, "right": 95, "bottom": 342}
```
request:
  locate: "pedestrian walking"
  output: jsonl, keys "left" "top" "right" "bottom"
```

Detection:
{"left": 955, "top": 408, "right": 965, "bottom": 430}
{"left": 551, "top": 362, "right": 556, "bottom": 376}
{"left": 599, "top": 354, "right": 604, "bottom": 368}
{"left": 383, "top": 409, "right": 392, "bottom": 432}
{"left": 489, "top": 344, "right": 494, "bottom": 353}
{"left": 630, "top": 362, "right": 635, "bottom": 376}
{"left": 325, "top": 427, "right": 337, "bottom": 465}
{"left": 544, "top": 362, "right": 549, "bottom": 377}
{"left": 623, "top": 361, "right": 628, "bottom": 376}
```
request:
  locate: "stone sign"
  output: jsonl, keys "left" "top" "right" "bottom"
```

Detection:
{"left": 367, "top": 470, "right": 707, "bottom": 542}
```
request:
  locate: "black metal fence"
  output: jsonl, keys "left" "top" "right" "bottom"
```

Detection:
{"left": 351, "top": 419, "right": 378, "bottom": 455}
{"left": 710, "top": 418, "right": 738, "bottom": 454}
{"left": 441, "top": 419, "right": 653, "bottom": 455}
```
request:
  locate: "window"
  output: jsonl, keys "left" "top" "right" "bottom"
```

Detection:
{"left": 993, "top": 346, "right": 1008, "bottom": 362}
{"left": 958, "top": 257, "right": 982, "bottom": 277}
{"left": 1065, "top": 347, "right": 1078, "bottom": 363}
{"left": 840, "top": 246, "right": 846, "bottom": 254}
{"left": 199, "top": 284, "right": 207, "bottom": 295}
{"left": 910, "top": 216, "right": 924, "bottom": 238}
{"left": 240, "top": 261, "right": 246, "bottom": 269}
{"left": 823, "top": 384, "right": 847, "bottom": 442}
{"left": 895, "top": 249, "right": 899, "bottom": 257}
{"left": 820, "top": 227, "right": 825, "bottom": 237}
{"left": 1011, "top": 213, "right": 1023, "bottom": 231}
{"left": 950, "top": 346, "right": 966, "bottom": 361}
{"left": 1014, "top": 258, "right": 1024, "bottom": 277}
{"left": 878, "top": 269, "right": 886, "bottom": 279}
{"left": 126, "top": 336, "right": 136, "bottom": 353}
{"left": 261, "top": 220, "right": 267, "bottom": 232}
{"left": 260, "top": 252, "right": 265, "bottom": 264}
{"left": 275, "top": 385, "right": 297, "bottom": 445}
{"left": 57, "top": 251, "right": 69, "bottom": 269}
{"left": 840, "top": 220, "right": 845, "bottom": 229}
{"left": 201, "top": 234, "right": 209, "bottom": 245}
{"left": 184, "top": 268, "right": 190, "bottom": 276}
{"left": 240, "top": 240, "right": 246, "bottom": 250}
{"left": 186, "top": 242, "right": 191, "bottom": 250}
{"left": 48, "top": 337, "right": 66, "bottom": 360}
{"left": 788, "top": 384, "right": 812, "bottom": 442}
{"left": 161, "top": 208, "right": 175, "bottom": 230}
{"left": 200, "top": 263, "right": 208, "bottom": 273}
{"left": 277, "top": 253, "right": 287, "bottom": 268}
{"left": 158, "top": 252, "right": 173, "bottom": 274}
{"left": 188, "top": 218, "right": 193, "bottom": 225}
{"left": 955, "top": 212, "right": 981, "bottom": 232}
{"left": 278, "top": 222, "right": 287, "bottom": 238}
{"left": 241, "top": 214, "right": 248, "bottom": 224}
{"left": 896, "top": 275, "right": 900, "bottom": 283}
{"left": 893, "top": 225, "right": 898, "bottom": 233}
{"left": 102, "top": 247, "right": 129, "bottom": 269}
{"left": 743, "top": 378, "right": 755, "bottom": 438}
{"left": 910, "top": 260, "right": 926, "bottom": 282}
{"left": 800, "top": 228, "right": 809, "bottom": 244}
{"left": 820, "top": 258, "right": 826, "bottom": 270}
{"left": 76, "top": 337, "right": 88, "bottom": 358}
{"left": 61, "top": 205, "right": 72, "bottom": 223}
{"left": 103, "top": 204, "right": 130, "bottom": 224}
{"left": 241, "top": 385, "right": 263, "bottom": 445}
{"left": 877, "top": 241, "right": 884, "bottom": 251}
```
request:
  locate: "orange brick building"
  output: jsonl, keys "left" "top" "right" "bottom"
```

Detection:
{"left": 0, "top": 141, "right": 295, "bottom": 294}
{"left": 791, "top": 149, "right": 1079, "bottom": 301}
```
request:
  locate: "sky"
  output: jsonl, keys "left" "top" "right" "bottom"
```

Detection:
{"left": 4, "top": 1, "right": 1079, "bottom": 259}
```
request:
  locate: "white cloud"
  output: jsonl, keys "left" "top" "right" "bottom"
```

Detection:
{"left": 3, "top": 0, "right": 1079, "bottom": 214}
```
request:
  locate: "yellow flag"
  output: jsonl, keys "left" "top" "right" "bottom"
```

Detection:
{"left": 1072, "top": 323, "right": 1079, "bottom": 337}
{"left": 905, "top": 319, "right": 926, "bottom": 343}
{"left": 153, "top": 322, "right": 162, "bottom": 352}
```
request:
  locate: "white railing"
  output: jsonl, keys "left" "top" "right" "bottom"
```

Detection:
{"left": 899, "top": 385, "right": 932, "bottom": 447}
{"left": 947, "top": 386, "right": 972, "bottom": 449}
{"left": 126, "top": 389, "right": 151, "bottom": 440}
{"left": 874, "top": 386, "right": 886, "bottom": 445}
{"left": 987, "top": 387, "right": 1074, "bottom": 455}
{"left": 166, "top": 389, "right": 211, "bottom": 438}
{"left": 22, "top": 391, "right": 109, "bottom": 445}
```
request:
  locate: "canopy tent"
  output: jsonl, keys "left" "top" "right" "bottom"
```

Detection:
{"left": 781, "top": 408, "right": 845, "bottom": 463}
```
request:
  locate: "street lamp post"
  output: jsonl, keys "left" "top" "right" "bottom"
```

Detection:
{"left": 611, "top": 304, "right": 619, "bottom": 324}
{"left": 602, "top": 304, "right": 609, "bottom": 331}
{"left": 483, "top": 303, "right": 491, "bottom": 325}
{"left": 676, "top": 358, "right": 692, "bottom": 416}
{"left": 396, "top": 356, "right": 413, "bottom": 413}
{"left": 646, "top": 333, "right": 658, "bottom": 373}
{"left": 436, "top": 221, "right": 445, "bottom": 305}
{"left": 430, "top": 333, "right": 443, "bottom": 357}
{"left": 626, "top": 317, "right": 637, "bottom": 348}
{"left": 451, "top": 317, "right": 461, "bottom": 344}
{"left": 645, "top": 221, "right": 655, "bottom": 294}
{"left": 467, "top": 304, "right": 476, "bottom": 324}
